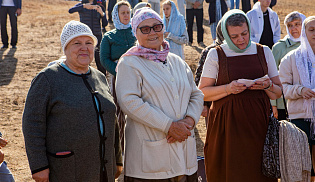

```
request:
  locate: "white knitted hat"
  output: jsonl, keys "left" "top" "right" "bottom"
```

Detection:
{"left": 60, "top": 20, "right": 98, "bottom": 54}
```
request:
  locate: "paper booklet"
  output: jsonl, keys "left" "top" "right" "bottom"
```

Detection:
{"left": 237, "top": 75, "right": 269, "bottom": 87}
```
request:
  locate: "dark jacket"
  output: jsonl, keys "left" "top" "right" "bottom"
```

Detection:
{"left": 23, "top": 64, "right": 122, "bottom": 182}
{"left": 0, "top": 0, "right": 22, "bottom": 9}
{"left": 100, "top": 27, "right": 136, "bottom": 75}
{"left": 207, "top": 0, "right": 227, "bottom": 24}
{"left": 69, "top": 3, "right": 108, "bottom": 36}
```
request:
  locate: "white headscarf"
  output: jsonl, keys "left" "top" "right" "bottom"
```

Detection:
{"left": 295, "top": 16, "right": 315, "bottom": 138}
{"left": 112, "top": 3, "right": 131, "bottom": 30}
{"left": 284, "top": 12, "right": 306, "bottom": 42}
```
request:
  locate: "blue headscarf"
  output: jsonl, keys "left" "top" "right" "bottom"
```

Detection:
{"left": 162, "top": 1, "right": 186, "bottom": 37}
{"left": 112, "top": 3, "right": 131, "bottom": 30}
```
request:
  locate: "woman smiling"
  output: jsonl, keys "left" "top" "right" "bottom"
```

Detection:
{"left": 115, "top": 8, "right": 204, "bottom": 182}
{"left": 23, "top": 21, "right": 122, "bottom": 182}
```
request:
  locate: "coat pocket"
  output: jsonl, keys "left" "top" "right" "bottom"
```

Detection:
{"left": 186, "top": 136, "right": 197, "bottom": 169}
{"left": 142, "top": 138, "right": 171, "bottom": 173}
{"left": 47, "top": 151, "right": 76, "bottom": 182}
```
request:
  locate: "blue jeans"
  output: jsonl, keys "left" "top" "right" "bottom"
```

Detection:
{"left": 0, "top": 161, "right": 15, "bottom": 182}
{"left": 230, "top": 0, "right": 240, "bottom": 9}
{"left": 177, "top": 0, "right": 185, "bottom": 18}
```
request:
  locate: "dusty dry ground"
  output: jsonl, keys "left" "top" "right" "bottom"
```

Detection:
{"left": 0, "top": 0, "right": 314, "bottom": 181}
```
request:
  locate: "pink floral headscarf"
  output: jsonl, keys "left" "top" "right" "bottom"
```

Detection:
{"left": 116, "top": 7, "right": 170, "bottom": 71}
{"left": 131, "top": 7, "right": 164, "bottom": 36}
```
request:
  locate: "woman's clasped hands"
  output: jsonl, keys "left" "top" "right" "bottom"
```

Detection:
{"left": 167, "top": 116, "right": 195, "bottom": 143}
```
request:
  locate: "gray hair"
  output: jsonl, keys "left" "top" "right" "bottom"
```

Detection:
{"left": 226, "top": 14, "right": 247, "bottom": 27}
{"left": 284, "top": 11, "right": 303, "bottom": 26}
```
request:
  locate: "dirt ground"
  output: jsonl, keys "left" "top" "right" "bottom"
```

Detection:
{"left": 0, "top": 0, "right": 314, "bottom": 181}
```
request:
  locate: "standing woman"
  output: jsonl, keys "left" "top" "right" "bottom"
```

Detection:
{"left": 279, "top": 16, "right": 315, "bottom": 181}
{"left": 271, "top": 11, "right": 305, "bottom": 120}
{"left": 207, "top": 0, "right": 227, "bottom": 44}
{"left": 100, "top": 1, "right": 135, "bottom": 85}
{"left": 162, "top": 0, "right": 188, "bottom": 60}
{"left": 115, "top": 7, "right": 204, "bottom": 181}
{"left": 69, "top": 0, "right": 108, "bottom": 75}
{"left": 23, "top": 21, "right": 122, "bottom": 182}
{"left": 199, "top": 10, "right": 282, "bottom": 182}
{"left": 100, "top": 1, "right": 136, "bottom": 150}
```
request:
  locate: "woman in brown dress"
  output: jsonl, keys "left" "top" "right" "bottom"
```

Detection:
{"left": 198, "top": 9, "right": 282, "bottom": 182}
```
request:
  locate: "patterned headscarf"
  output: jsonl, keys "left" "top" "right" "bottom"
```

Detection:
{"left": 221, "top": 9, "right": 252, "bottom": 53}
{"left": 116, "top": 8, "right": 169, "bottom": 72}
{"left": 295, "top": 16, "right": 315, "bottom": 139}
{"left": 131, "top": 7, "right": 164, "bottom": 36}
{"left": 112, "top": 3, "right": 131, "bottom": 30}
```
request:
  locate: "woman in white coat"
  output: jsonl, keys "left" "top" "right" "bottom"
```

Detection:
{"left": 279, "top": 16, "right": 315, "bottom": 181}
{"left": 115, "top": 7, "right": 204, "bottom": 181}
{"left": 246, "top": 0, "right": 280, "bottom": 49}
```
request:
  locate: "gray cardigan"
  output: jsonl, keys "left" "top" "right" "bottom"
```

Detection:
{"left": 22, "top": 64, "right": 122, "bottom": 182}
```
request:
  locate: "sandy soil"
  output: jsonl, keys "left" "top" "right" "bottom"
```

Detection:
{"left": 0, "top": 0, "right": 314, "bottom": 181}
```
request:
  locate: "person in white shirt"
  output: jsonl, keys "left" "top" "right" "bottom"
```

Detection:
{"left": 246, "top": 0, "right": 280, "bottom": 49}
{"left": 0, "top": 0, "right": 22, "bottom": 49}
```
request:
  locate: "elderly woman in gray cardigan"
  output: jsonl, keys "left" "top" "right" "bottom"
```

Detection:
{"left": 22, "top": 21, "right": 122, "bottom": 182}
{"left": 115, "top": 8, "right": 204, "bottom": 181}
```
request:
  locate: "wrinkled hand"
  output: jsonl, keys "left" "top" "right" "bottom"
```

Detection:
{"left": 301, "top": 87, "right": 315, "bottom": 100}
{"left": 201, "top": 105, "right": 209, "bottom": 117}
{"left": 32, "top": 168, "right": 49, "bottom": 182}
{"left": 115, "top": 165, "right": 123, "bottom": 179}
{"left": 16, "top": 8, "right": 22, "bottom": 16}
{"left": 272, "top": 106, "right": 278, "bottom": 119}
{"left": 167, "top": 121, "right": 192, "bottom": 143}
{"left": 227, "top": 80, "right": 247, "bottom": 94}
{"left": 167, "top": 117, "right": 195, "bottom": 143}
{"left": 0, "top": 138, "right": 8, "bottom": 148}
{"left": 250, "top": 77, "right": 271, "bottom": 90}
{"left": 164, "top": 32, "right": 170, "bottom": 38}
{"left": 193, "top": 1, "right": 201, "bottom": 8}
{"left": 0, "top": 150, "right": 4, "bottom": 164}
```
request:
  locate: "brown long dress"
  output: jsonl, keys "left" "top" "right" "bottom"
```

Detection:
{"left": 204, "top": 44, "right": 277, "bottom": 182}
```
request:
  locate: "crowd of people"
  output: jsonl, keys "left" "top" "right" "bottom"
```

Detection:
{"left": 0, "top": 0, "right": 314, "bottom": 181}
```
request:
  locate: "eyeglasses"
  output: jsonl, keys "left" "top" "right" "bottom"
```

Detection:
{"left": 138, "top": 24, "right": 164, "bottom": 34}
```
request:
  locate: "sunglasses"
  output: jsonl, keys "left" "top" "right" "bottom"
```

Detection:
{"left": 138, "top": 24, "right": 164, "bottom": 34}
